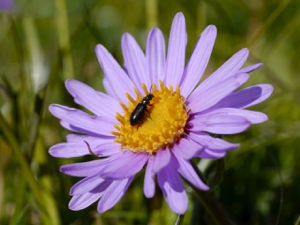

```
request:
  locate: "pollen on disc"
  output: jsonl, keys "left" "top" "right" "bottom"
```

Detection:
{"left": 112, "top": 82, "right": 188, "bottom": 154}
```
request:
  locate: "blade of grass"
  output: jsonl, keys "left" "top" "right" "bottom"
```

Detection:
{"left": 248, "top": 0, "right": 291, "bottom": 48}
{"left": 146, "top": 0, "right": 158, "bottom": 29}
{"left": 188, "top": 161, "right": 236, "bottom": 225}
{"left": 54, "top": 0, "right": 74, "bottom": 79}
{"left": 0, "top": 112, "right": 60, "bottom": 225}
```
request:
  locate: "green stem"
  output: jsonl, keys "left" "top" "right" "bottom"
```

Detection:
{"left": 9, "top": 175, "right": 26, "bottom": 225}
{"left": 189, "top": 161, "right": 236, "bottom": 225}
{"left": 192, "top": 189, "right": 236, "bottom": 225}
{"left": 248, "top": 0, "right": 291, "bottom": 48}
{"left": 145, "top": 0, "right": 158, "bottom": 29}
{"left": 295, "top": 215, "right": 300, "bottom": 225}
{"left": 0, "top": 112, "right": 60, "bottom": 225}
{"left": 54, "top": 0, "right": 74, "bottom": 79}
{"left": 175, "top": 214, "right": 185, "bottom": 225}
{"left": 197, "top": 0, "right": 207, "bottom": 33}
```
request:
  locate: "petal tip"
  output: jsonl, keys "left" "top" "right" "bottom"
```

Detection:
{"left": 48, "top": 146, "right": 57, "bottom": 157}
{"left": 65, "top": 79, "right": 76, "bottom": 88}
{"left": 172, "top": 12, "right": 186, "bottom": 27}
{"left": 207, "top": 24, "right": 217, "bottom": 33}
{"left": 65, "top": 79, "right": 80, "bottom": 94}
{"left": 59, "top": 166, "right": 65, "bottom": 173}
{"left": 175, "top": 12, "right": 184, "bottom": 19}
{"left": 257, "top": 63, "right": 263, "bottom": 68}
{"left": 267, "top": 84, "right": 274, "bottom": 94}
{"left": 240, "top": 48, "right": 249, "bottom": 57}
{"left": 95, "top": 44, "right": 105, "bottom": 56}
{"left": 48, "top": 104, "right": 58, "bottom": 115}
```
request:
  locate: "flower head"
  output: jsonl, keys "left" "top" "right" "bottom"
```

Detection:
{"left": 49, "top": 12, "right": 273, "bottom": 214}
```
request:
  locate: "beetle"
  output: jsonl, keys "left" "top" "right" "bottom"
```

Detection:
{"left": 130, "top": 93, "right": 154, "bottom": 126}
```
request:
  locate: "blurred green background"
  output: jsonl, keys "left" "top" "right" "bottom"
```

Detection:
{"left": 0, "top": 0, "right": 299, "bottom": 224}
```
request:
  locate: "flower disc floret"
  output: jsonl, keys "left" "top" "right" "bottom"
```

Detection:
{"left": 112, "top": 81, "right": 188, "bottom": 154}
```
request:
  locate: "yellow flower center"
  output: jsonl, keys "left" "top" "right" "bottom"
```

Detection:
{"left": 112, "top": 81, "right": 188, "bottom": 154}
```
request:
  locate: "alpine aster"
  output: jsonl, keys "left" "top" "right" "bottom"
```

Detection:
{"left": 49, "top": 12, "right": 273, "bottom": 214}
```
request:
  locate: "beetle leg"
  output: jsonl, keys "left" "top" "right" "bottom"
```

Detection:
{"left": 145, "top": 109, "right": 152, "bottom": 120}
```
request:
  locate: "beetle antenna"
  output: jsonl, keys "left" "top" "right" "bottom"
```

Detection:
{"left": 149, "top": 83, "right": 154, "bottom": 93}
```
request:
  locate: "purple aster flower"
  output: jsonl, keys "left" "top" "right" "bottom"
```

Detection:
{"left": 49, "top": 12, "right": 273, "bottom": 214}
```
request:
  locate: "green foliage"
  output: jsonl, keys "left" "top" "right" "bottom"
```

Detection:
{"left": 1, "top": 0, "right": 299, "bottom": 224}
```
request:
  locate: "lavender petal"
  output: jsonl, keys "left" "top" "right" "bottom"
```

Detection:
{"left": 197, "top": 149, "right": 227, "bottom": 159}
{"left": 211, "top": 84, "right": 274, "bottom": 109}
{"left": 146, "top": 28, "right": 166, "bottom": 86}
{"left": 69, "top": 191, "right": 103, "bottom": 211}
{"left": 198, "top": 108, "right": 268, "bottom": 124}
{"left": 65, "top": 79, "right": 121, "bottom": 118}
{"left": 157, "top": 154, "right": 188, "bottom": 214}
{"left": 173, "top": 152, "right": 209, "bottom": 190}
{"left": 164, "top": 12, "right": 187, "bottom": 87}
{"left": 100, "top": 151, "right": 149, "bottom": 179}
{"left": 122, "top": 33, "right": 150, "bottom": 92}
{"left": 189, "top": 131, "right": 240, "bottom": 151}
{"left": 144, "top": 156, "right": 156, "bottom": 198}
{"left": 60, "top": 159, "right": 109, "bottom": 177}
{"left": 180, "top": 25, "right": 217, "bottom": 97}
{"left": 238, "top": 63, "right": 263, "bottom": 74}
{"left": 189, "top": 114, "right": 251, "bottom": 134}
{"left": 152, "top": 148, "right": 171, "bottom": 173}
{"left": 49, "top": 104, "right": 115, "bottom": 137}
{"left": 97, "top": 176, "right": 134, "bottom": 213}
{"left": 188, "top": 73, "right": 250, "bottom": 113}
{"left": 95, "top": 44, "right": 135, "bottom": 103}
{"left": 70, "top": 174, "right": 105, "bottom": 195}
{"left": 173, "top": 137, "right": 203, "bottom": 160}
